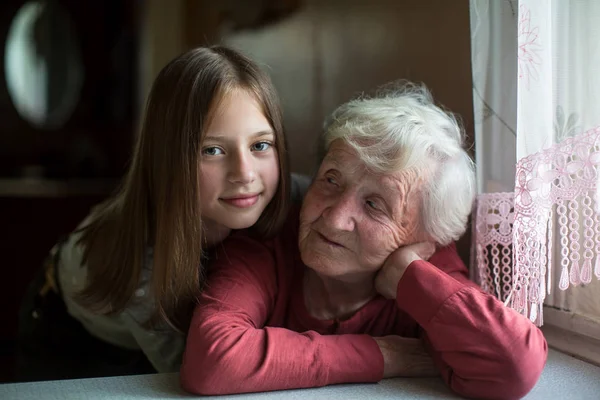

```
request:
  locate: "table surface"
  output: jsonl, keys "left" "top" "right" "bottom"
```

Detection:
{"left": 2, "top": 349, "right": 600, "bottom": 400}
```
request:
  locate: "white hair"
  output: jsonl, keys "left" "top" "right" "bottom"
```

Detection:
{"left": 320, "top": 81, "right": 476, "bottom": 246}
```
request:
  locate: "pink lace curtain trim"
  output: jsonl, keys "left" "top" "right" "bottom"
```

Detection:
{"left": 473, "top": 127, "right": 600, "bottom": 326}
{"left": 471, "top": 192, "right": 515, "bottom": 304}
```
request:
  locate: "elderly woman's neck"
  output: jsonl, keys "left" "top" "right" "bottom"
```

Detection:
{"left": 304, "top": 269, "right": 378, "bottom": 321}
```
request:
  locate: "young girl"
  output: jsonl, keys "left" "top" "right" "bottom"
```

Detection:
{"left": 16, "top": 45, "right": 306, "bottom": 381}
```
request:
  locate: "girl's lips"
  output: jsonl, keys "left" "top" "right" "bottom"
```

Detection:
{"left": 220, "top": 194, "right": 260, "bottom": 208}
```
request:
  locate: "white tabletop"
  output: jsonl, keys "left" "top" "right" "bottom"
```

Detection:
{"left": 2, "top": 349, "right": 600, "bottom": 400}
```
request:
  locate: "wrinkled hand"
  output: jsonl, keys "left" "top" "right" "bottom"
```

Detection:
{"left": 375, "top": 242, "right": 436, "bottom": 299}
{"left": 373, "top": 335, "right": 439, "bottom": 378}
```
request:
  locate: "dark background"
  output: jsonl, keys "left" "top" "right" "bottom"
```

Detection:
{"left": 0, "top": 0, "right": 474, "bottom": 382}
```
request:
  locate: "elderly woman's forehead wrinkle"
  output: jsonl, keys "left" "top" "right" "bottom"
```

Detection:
{"left": 324, "top": 146, "right": 366, "bottom": 177}
{"left": 380, "top": 169, "right": 420, "bottom": 197}
{"left": 379, "top": 169, "right": 423, "bottom": 236}
{"left": 324, "top": 144, "right": 356, "bottom": 163}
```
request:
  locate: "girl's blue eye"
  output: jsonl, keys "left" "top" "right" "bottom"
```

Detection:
{"left": 252, "top": 141, "right": 271, "bottom": 152}
{"left": 202, "top": 147, "right": 224, "bottom": 156}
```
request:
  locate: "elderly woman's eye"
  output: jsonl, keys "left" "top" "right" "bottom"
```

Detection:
{"left": 325, "top": 177, "right": 337, "bottom": 185}
{"left": 366, "top": 200, "right": 379, "bottom": 210}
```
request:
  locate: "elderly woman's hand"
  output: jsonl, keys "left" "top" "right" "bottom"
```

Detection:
{"left": 375, "top": 242, "right": 436, "bottom": 299}
{"left": 373, "top": 335, "right": 439, "bottom": 378}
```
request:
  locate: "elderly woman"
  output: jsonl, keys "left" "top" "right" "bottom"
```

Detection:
{"left": 180, "top": 83, "right": 548, "bottom": 399}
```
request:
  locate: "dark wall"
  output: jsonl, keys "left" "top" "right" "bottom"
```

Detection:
{"left": 0, "top": 0, "right": 138, "bottom": 179}
{"left": 215, "top": 0, "right": 474, "bottom": 266}
{"left": 0, "top": 0, "right": 476, "bottom": 383}
{"left": 0, "top": 0, "right": 139, "bottom": 382}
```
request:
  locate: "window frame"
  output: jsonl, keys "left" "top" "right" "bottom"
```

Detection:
{"left": 541, "top": 306, "right": 600, "bottom": 367}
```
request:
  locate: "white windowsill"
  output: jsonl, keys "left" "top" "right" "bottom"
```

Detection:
{"left": 541, "top": 306, "right": 600, "bottom": 367}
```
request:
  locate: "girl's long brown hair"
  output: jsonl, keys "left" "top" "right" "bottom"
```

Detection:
{"left": 76, "top": 46, "right": 290, "bottom": 332}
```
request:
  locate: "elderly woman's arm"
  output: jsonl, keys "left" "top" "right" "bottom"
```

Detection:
{"left": 390, "top": 243, "right": 548, "bottom": 400}
{"left": 180, "top": 235, "right": 382, "bottom": 395}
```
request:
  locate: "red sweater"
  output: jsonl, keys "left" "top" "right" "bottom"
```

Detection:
{"left": 181, "top": 215, "right": 547, "bottom": 399}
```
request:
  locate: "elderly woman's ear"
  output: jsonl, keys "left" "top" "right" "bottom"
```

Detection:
{"left": 374, "top": 242, "right": 437, "bottom": 300}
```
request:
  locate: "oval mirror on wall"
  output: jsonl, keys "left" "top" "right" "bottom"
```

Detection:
{"left": 4, "top": 1, "right": 84, "bottom": 129}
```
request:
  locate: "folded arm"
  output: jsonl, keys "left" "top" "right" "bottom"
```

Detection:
{"left": 396, "top": 244, "right": 548, "bottom": 400}
{"left": 180, "top": 236, "right": 382, "bottom": 395}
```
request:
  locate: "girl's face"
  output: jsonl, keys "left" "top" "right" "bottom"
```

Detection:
{"left": 198, "top": 89, "right": 279, "bottom": 241}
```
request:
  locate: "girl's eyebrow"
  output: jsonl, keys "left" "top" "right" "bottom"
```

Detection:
{"left": 204, "top": 130, "right": 274, "bottom": 142}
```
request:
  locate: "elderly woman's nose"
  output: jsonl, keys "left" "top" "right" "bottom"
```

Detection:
{"left": 322, "top": 193, "right": 356, "bottom": 231}
{"left": 228, "top": 151, "right": 256, "bottom": 184}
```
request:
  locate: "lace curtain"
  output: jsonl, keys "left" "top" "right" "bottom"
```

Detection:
{"left": 470, "top": 0, "right": 600, "bottom": 326}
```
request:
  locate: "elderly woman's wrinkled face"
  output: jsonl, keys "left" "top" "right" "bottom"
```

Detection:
{"left": 299, "top": 140, "right": 425, "bottom": 278}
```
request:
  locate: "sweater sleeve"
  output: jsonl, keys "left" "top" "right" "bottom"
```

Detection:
{"left": 180, "top": 235, "right": 383, "bottom": 395}
{"left": 395, "top": 243, "right": 548, "bottom": 400}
